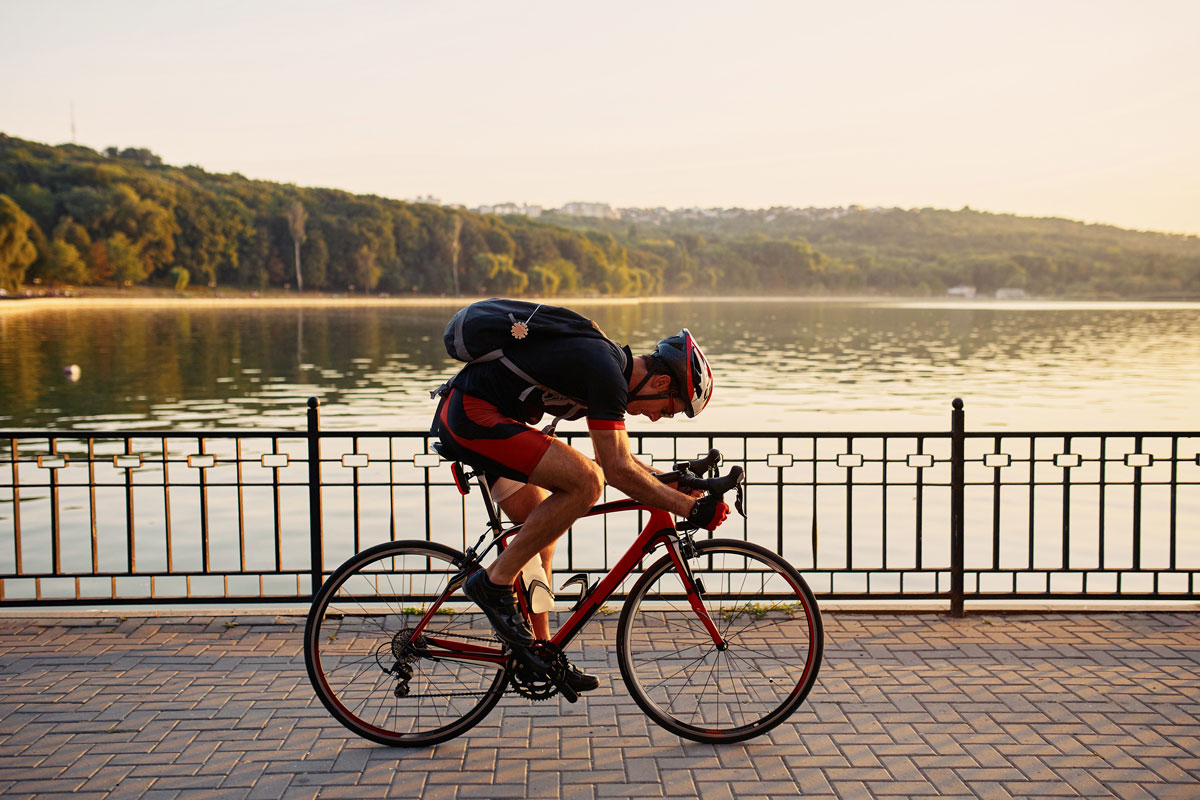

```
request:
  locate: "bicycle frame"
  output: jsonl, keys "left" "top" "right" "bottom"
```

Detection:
{"left": 306, "top": 450, "right": 820, "bottom": 747}
{"left": 408, "top": 498, "right": 725, "bottom": 667}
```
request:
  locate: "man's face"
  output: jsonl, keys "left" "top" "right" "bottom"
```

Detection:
{"left": 627, "top": 390, "right": 678, "bottom": 422}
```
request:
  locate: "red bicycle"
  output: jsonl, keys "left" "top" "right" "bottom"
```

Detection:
{"left": 304, "top": 449, "right": 822, "bottom": 746}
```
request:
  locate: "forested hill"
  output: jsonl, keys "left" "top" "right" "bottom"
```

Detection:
{"left": 546, "top": 206, "right": 1200, "bottom": 298}
{"left": 2, "top": 133, "right": 1197, "bottom": 298}
{"left": 0, "top": 134, "right": 655, "bottom": 297}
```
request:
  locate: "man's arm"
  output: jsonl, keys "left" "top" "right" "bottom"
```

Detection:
{"left": 589, "top": 428, "right": 694, "bottom": 517}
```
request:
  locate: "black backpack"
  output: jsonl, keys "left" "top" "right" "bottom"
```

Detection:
{"left": 444, "top": 298, "right": 609, "bottom": 364}
{"left": 438, "top": 299, "right": 615, "bottom": 430}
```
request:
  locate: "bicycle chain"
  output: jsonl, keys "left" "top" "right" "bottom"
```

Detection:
{"left": 383, "top": 627, "right": 551, "bottom": 700}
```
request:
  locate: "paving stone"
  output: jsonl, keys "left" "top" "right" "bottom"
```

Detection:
{"left": 0, "top": 611, "right": 1198, "bottom": 799}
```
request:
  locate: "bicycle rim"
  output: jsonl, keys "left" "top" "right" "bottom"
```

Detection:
{"left": 617, "top": 539, "right": 823, "bottom": 744}
{"left": 304, "top": 541, "right": 508, "bottom": 747}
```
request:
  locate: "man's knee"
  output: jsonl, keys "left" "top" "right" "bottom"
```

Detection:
{"left": 531, "top": 443, "right": 604, "bottom": 505}
{"left": 569, "top": 459, "right": 604, "bottom": 505}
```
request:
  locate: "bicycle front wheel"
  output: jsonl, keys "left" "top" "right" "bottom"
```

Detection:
{"left": 304, "top": 540, "right": 509, "bottom": 747}
{"left": 617, "top": 539, "right": 823, "bottom": 744}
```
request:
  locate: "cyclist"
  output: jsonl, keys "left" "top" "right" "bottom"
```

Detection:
{"left": 431, "top": 319, "right": 729, "bottom": 692}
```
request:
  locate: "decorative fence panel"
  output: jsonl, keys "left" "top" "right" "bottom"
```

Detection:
{"left": 2, "top": 399, "right": 1196, "bottom": 611}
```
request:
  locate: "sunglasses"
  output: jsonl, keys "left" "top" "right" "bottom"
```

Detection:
{"left": 635, "top": 390, "right": 678, "bottom": 418}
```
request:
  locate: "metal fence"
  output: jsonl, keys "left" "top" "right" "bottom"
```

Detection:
{"left": 1, "top": 399, "right": 1197, "bottom": 612}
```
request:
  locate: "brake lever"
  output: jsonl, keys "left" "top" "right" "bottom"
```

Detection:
{"left": 673, "top": 448, "right": 723, "bottom": 478}
{"left": 706, "top": 448, "right": 723, "bottom": 478}
{"left": 733, "top": 466, "right": 747, "bottom": 517}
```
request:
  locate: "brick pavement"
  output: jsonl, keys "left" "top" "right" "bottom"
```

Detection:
{"left": 0, "top": 611, "right": 1197, "bottom": 799}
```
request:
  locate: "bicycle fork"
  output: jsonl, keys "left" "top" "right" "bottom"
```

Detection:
{"left": 664, "top": 535, "right": 727, "bottom": 650}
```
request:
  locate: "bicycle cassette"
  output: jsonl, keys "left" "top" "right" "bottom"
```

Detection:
{"left": 508, "top": 641, "right": 568, "bottom": 701}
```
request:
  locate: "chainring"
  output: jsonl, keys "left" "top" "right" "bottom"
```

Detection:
{"left": 508, "top": 640, "right": 568, "bottom": 701}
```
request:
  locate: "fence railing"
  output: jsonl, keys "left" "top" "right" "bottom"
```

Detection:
{"left": 1, "top": 399, "right": 1197, "bottom": 613}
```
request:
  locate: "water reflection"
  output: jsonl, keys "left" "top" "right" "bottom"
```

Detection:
{"left": 1, "top": 300, "right": 1197, "bottom": 432}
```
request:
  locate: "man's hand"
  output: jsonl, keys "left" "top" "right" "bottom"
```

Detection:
{"left": 661, "top": 477, "right": 704, "bottom": 499}
{"left": 687, "top": 495, "right": 730, "bottom": 530}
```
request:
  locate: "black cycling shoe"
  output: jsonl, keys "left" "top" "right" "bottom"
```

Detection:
{"left": 463, "top": 571, "right": 536, "bottom": 648}
{"left": 564, "top": 662, "right": 600, "bottom": 693}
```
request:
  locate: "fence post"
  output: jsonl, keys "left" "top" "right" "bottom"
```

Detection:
{"left": 950, "top": 398, "right": 965, "bottom": 616}
{"left": 307, "top": 397, "right": 324, "bottom": 597}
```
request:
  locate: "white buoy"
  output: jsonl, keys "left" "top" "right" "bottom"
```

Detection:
{"left": 63, "top": 365, "right": 81, "bottom": 381}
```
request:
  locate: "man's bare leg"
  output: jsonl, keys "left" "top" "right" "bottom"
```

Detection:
{"left": 486, "top": 438, "right": 602, "bottom": 591}
{"left": 497, "top": 484, "right": 555, "bottom": 640}
{"left": 477, "top": 441, "right": 603, "bottom": 692}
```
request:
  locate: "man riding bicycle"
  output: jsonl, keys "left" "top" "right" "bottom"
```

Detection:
{"left": 431, "top": 306, "right": 729, "bottom": 692}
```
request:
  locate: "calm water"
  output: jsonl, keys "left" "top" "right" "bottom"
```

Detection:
{"left": 1, "top": 299, "right": 1198, "bottom": 433}
{"left": 3, "top": 298, "right": 1198, "bottom": 597}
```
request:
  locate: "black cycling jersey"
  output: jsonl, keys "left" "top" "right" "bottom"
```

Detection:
{"left": 448, "top": 337, "right": 634, "bottom": 429}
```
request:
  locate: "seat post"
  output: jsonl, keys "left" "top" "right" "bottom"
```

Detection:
{"left": 476, "top": 474, "right": 505, "bottom": 533}
{"left": 433, "top": 440, "right": 507, "bottom": 535}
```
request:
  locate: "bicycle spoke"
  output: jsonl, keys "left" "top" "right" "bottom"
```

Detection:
{"left": 630, "top": 640, "right": 711, "bottom": 667}
{"left": 723, "top": 650, "right": 779, "bottom": 710}
{"left": 306, "top": 543, "right": 508, "bottom": 746}
{"left": 618, "top": 541, "right": 822, "bottom": 744}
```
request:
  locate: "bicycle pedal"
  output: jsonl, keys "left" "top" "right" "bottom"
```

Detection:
{"left": 556, "top": 680, "right": 579, "bottom": 704}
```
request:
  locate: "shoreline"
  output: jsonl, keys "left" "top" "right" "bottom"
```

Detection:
{"left": 3, "top": 292, "right": 1200, "bottom": 314}
{"left": 0, "top": 292, "right": 896, "bottom": 313}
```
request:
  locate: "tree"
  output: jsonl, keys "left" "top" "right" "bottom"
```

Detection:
{"left": 41, "top": 240, "right": 89, "bottom": 285}
{"left": 286, "top": 200, "right": 307, "bottom": 292}
{"left": 475, "top": 252, "right": 528, "bottom": 294}
{"left": 448, "top": 215, "right": 463, "bottom": 294}
{"left": 0, "top": 194, "right": 39, "bottom": 292}
{"left": 173, "top": 190, "right": 248, "bottom": 288}
{"left": 353, "top": 244, "right": 381, "bottom": 293}
{"left": 105, "top": 232, "right": 147, "bottom": 286}
{"left": 529, "top": 258, "right": 578, "bottom": 296}
{"left": 170, "top": 265, "right": 190, "bottom": 292}
{"left": 302, "top": 228, "right": 329, "bottom": 289}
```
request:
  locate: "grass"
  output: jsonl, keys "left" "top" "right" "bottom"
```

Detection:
{"left": 720, "top": 601, "right": 807, "bottom": 621}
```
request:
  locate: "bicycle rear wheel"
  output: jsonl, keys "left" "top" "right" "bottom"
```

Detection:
{"left": 617, "top": 539, "right": 822, "bottom": 744}
{"left": 304, "top": 540, "right": 508, "bottom": 747}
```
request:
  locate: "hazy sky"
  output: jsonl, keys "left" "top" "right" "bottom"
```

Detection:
{"left": 3, "top": 1, "right": 1198, "bottom": 234}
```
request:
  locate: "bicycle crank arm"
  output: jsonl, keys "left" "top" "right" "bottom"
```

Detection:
{"left": 556, "top": 678, "right": 579, "bottom": 703}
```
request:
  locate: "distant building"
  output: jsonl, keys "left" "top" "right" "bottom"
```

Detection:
{"left": 948, "top": 286, "right": 977, "bottom": 298}
{"left": 559, "top": 202, "right": 618, "bottom": 219}
{"left": 474, "top": 203, "right": 542, "bottom": 218}
{"left": 995, "top": 288, "right": 1029, "bottom": 300}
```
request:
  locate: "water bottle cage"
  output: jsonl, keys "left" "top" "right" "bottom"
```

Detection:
{"left": 559, "top": 573, "right": 597, "bottom": 612}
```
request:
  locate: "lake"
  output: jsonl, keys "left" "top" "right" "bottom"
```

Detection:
{"left": 2, "top": 298, "right": 1198, "bottom": 434}
{"left": 2, "top": 297, "right": 1198, "bottom": 603}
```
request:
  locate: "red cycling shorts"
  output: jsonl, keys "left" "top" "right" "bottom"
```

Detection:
{"left": 431, "top": 389, "right": 554, "bottom": 484}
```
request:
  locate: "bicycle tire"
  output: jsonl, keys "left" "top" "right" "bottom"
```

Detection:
{"left": 304, "top": 540, "right": 509, "bottom": 747}
{"left": 616, "top": 538, "right": 823, "bottom": 744}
